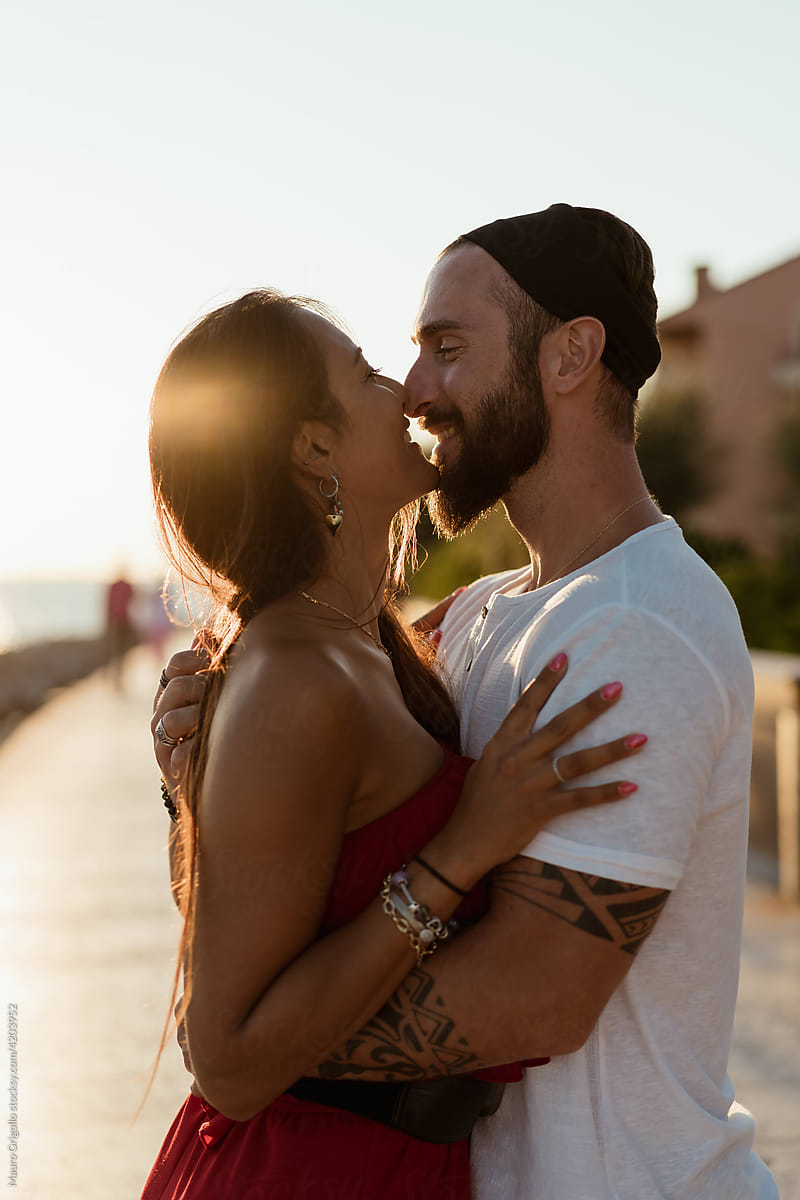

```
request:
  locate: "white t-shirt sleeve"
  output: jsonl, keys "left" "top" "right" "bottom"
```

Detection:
{"left": 517, "top": 605, "right": 732, "bottom": 889}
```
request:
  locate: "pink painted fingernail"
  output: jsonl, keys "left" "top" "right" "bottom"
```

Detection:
{"left": 618, "top": 782, "right": 638, "bottom": 795}
{"left": 601, "top": 681, "right": 623, "bottom": 701}
{"left": 429, "top": 629, "right": 442, "bottom": 647}
{"left": 625, "top": 734, "right": 647, "bottom": 749}
{"left": 549, "top": 653, "right": 567, "bottom": 672}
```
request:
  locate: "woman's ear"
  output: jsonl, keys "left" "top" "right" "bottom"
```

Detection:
{"left": 551, "top": 317, "right": 606, "bottom": 394}
{"left": 290, "top": 421, "right": 335, "bottom": 477}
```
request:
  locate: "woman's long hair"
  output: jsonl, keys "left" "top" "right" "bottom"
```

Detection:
{"left": 145, "top": 290, "right": 459, "bottom": 1095}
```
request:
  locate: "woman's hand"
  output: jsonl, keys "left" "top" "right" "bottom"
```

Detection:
{"left": 427, "top": 654, "right": 645, "bottom": 883}
{"left": 410, "top": 587, "right": 467, "bottom": 635}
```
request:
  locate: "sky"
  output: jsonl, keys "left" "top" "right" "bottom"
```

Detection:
{"left": 1, "top": 0, "right": 798, "bottom": 580}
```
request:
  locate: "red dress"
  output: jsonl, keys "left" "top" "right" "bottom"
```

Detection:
{"left": 141, "top": 747, "right": 544, "bottom": 1200}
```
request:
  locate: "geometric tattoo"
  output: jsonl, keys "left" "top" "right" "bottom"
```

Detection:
{"left": 317, "top": 967, "right": 484, "bottom": 1082}
{"left": 314, "top": 863, "right": 671, "bottom": 1081}
{"left": 489, "top": 860, "right": 671, "bottom": 956}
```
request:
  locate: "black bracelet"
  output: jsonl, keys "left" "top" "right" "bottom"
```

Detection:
{"left": 161, "top": 777, "right": 180, "bottom": 824}
{"left": 413, "top": 854, "right": 469, "bottom": 897}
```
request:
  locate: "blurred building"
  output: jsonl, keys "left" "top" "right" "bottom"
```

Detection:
{"left": 647, "top": 254, "right": 800, "bottom": 552}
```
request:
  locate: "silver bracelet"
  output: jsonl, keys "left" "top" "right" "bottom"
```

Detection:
{"left": 380, "top": 870, "right": 458, "bottom": 965}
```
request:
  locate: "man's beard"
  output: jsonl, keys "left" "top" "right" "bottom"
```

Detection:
{"left": 427, "top": 368, "right": 550, "bottom": 538}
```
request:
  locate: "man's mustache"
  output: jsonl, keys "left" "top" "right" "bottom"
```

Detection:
{"left": 417, "top": 410, "right": 465, "bottom": 437}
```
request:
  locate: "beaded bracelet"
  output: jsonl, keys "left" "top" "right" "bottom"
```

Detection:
{"left": 161, "top": 777, "right": 180, "bottom": 824}
{"left": 380, "top": 870, "right": 458, "bottom": 966}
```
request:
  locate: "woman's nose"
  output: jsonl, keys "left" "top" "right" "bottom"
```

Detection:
{"left": 379, "top": 375, "right": 408, "bottom": 406}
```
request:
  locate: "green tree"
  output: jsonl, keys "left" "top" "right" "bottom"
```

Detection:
{"left": 410, "top": 505, "right": 527, "bottom": 602}
{"left": 636, "top": 389, "right": 722, "bottom": 522}
{"left": 770, "top": 393, "right": 800, "bottom": 546}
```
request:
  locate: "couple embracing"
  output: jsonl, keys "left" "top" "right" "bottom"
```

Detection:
{"left": 143, "top": 205, "right": 777, "bottom": 1198}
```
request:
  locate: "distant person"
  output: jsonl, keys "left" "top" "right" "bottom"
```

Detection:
{"left": 139, "top": 289, "right": 644, "bottom": 1199}
{"left": 152, "top": 206, "right": 776, "bottom": 1198}
{"left": 105, "top": 574, "right": 134, "bottom": 688}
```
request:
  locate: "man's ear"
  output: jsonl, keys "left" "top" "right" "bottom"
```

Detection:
{"left": 548, "top": 317, "right": 606, "bottom": 395}
{"left": 290, "top": 420, "right": 336, "bottom": 477}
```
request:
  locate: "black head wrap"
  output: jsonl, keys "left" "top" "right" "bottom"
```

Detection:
{"left": 460, "top": 203, "right": 661, "bottom": 395}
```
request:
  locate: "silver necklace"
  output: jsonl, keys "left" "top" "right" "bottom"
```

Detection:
{"left": 297, "top": 591, "right": 391, "bottom": 657}
{"left": 537, "top": 496, "right": 653, "bottom": 589}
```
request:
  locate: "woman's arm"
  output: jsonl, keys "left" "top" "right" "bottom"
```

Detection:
{"left": 183, "top": 648, "right": 640, "bottom": 1120}
{"left": 184, "top": 645, "right": 471, "bottom": 1121}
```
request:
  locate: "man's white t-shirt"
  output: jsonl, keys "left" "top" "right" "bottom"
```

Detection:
{"left": 438, "top": 519, "right": 777, "bottom": 1200}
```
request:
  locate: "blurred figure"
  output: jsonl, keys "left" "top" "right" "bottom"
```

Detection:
{"left": 105, "top": 573, "right": 135, "bottom": 689}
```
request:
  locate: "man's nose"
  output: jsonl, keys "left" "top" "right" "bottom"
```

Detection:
{"left": 403, "top": 358, "right": 436, "bottom": 419}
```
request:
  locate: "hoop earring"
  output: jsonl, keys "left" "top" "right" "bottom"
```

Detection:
{"left": 319, "top": 473, "right": 343, "bottom": 533}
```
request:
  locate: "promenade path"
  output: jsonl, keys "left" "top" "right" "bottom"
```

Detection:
{"left": 1, "top": 648, "right": 798, "bottom": 1198}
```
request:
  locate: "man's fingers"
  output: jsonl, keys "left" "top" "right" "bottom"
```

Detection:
{"left": 153, "top": 705, "right": 201, "bottom": 747}
{"left": 164, "top": 648, "right": 210, "bottom": 680}
{"left": 168, "top": 740, "right": 193, "bottom": 785}
{"left": 158, "top": 674, "right": 207, "bottom": 713}
{"left": 153, "top": 704, "right": 200, "bottom": 782}
{"left": 153, "top": 671, "right": 207, "bottom": 719}
{"left": 553, "top": 732, "right": 647, "bottom": 782}
{"left": 411, "top": 586, "right": 467, "bottom": 634}
{"left": 153, "top": 647, "right": 210, "bottom": 710}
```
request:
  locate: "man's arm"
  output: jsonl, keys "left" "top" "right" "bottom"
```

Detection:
{"left": 314, "top": 606, "right": 729, "bottom": 1080}
{"left": 315, "top": 857, "right": 670, "bottom": 1080}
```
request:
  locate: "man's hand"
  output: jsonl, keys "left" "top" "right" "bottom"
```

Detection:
{"left": 152, "top": 647, "right": 209, "bottom": 786}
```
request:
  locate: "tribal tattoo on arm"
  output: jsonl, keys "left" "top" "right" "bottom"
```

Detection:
{"left": 489, "top": 859, "right": 671, "bottom": 956}
{"left": 317, "top": 966, "right": 485, "bottom": 1081}
{"left": 315, "top": 863, "right": 671, "bottom": 1081}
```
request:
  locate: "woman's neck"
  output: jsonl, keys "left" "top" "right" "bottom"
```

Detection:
{"left": 299, "top": 522, "right": 392, "bottom": 634}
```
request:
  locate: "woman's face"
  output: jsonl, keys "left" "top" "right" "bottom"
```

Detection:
{"left": 300, "top": 311, "right": 439, "bottom": 517}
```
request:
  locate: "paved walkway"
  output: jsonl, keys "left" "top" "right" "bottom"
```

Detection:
{"left": 1, "top": 649, "right": 797, "bottom": 1198}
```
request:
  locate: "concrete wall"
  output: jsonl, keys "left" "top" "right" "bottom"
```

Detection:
{"left": 750, "top": 650, "right": 800, "bottom": 881}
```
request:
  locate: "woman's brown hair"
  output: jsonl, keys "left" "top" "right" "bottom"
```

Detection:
{"left": 145, "top": 290, "right": 459, "bottom": 1095}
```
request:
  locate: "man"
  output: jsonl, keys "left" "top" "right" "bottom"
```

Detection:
{"left": 153, "top": 205, "right": 776, "bottom": 1197}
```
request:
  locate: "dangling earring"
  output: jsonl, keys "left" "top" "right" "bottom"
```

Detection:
{"left": 319, "top": 473, "right": 343, "bottom": 533}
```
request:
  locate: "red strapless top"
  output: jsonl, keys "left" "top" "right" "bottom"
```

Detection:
{"left": 140, "top": 745, "right": 545, "bottom": 1200}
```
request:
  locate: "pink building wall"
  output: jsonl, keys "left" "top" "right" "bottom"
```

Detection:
{"left": 646, "top": 255, "right": 800, "bottom": 553}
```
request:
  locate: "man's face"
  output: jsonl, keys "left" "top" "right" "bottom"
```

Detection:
{"left": 404, "top": 243, "right": 551, "bottom": 537}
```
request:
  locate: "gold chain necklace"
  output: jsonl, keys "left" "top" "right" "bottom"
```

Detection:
{"left": 297, "top": 591, "right": 391, "bottom": 657}
{"left": 537, "top": 496, "right": 653, "bottom": 589}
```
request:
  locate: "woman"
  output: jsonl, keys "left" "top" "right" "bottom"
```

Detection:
{"left": 141, "top": 290, "right": 644, "bottom": 1199}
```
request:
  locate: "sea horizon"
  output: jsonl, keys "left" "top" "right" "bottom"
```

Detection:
{"left": 0, "top": 576, "right": 190, "bottom": 653}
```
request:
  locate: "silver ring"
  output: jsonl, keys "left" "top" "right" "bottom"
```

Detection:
{"left": 159, "top": 668, "right": 170, "bottom": 690}
{"left": 155, "top": 717, "right": 181, "bottom": 748}
{"left": 552, "top": 756, "right": 568, "bottom": 786}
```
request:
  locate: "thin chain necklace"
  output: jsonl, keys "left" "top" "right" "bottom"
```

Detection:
{"left": 536, "top": 496, "right": 653, "bottom": 590}
{"left": 297, "top": 591, "right": 391, "bottom": 657}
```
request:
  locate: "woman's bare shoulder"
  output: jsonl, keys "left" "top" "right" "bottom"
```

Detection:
{"left": 222, "top": 633, "right": 361, "bottom": 736}
{"left": 200, "top": 637, "right": 365, "bottom": 836}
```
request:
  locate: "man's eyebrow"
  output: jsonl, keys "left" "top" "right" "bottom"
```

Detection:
{"left": 353, "top": 346, "right": 362, "bottom": 365}
{"left": 411, "top": 320, "right": 470, "bottom": 345}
